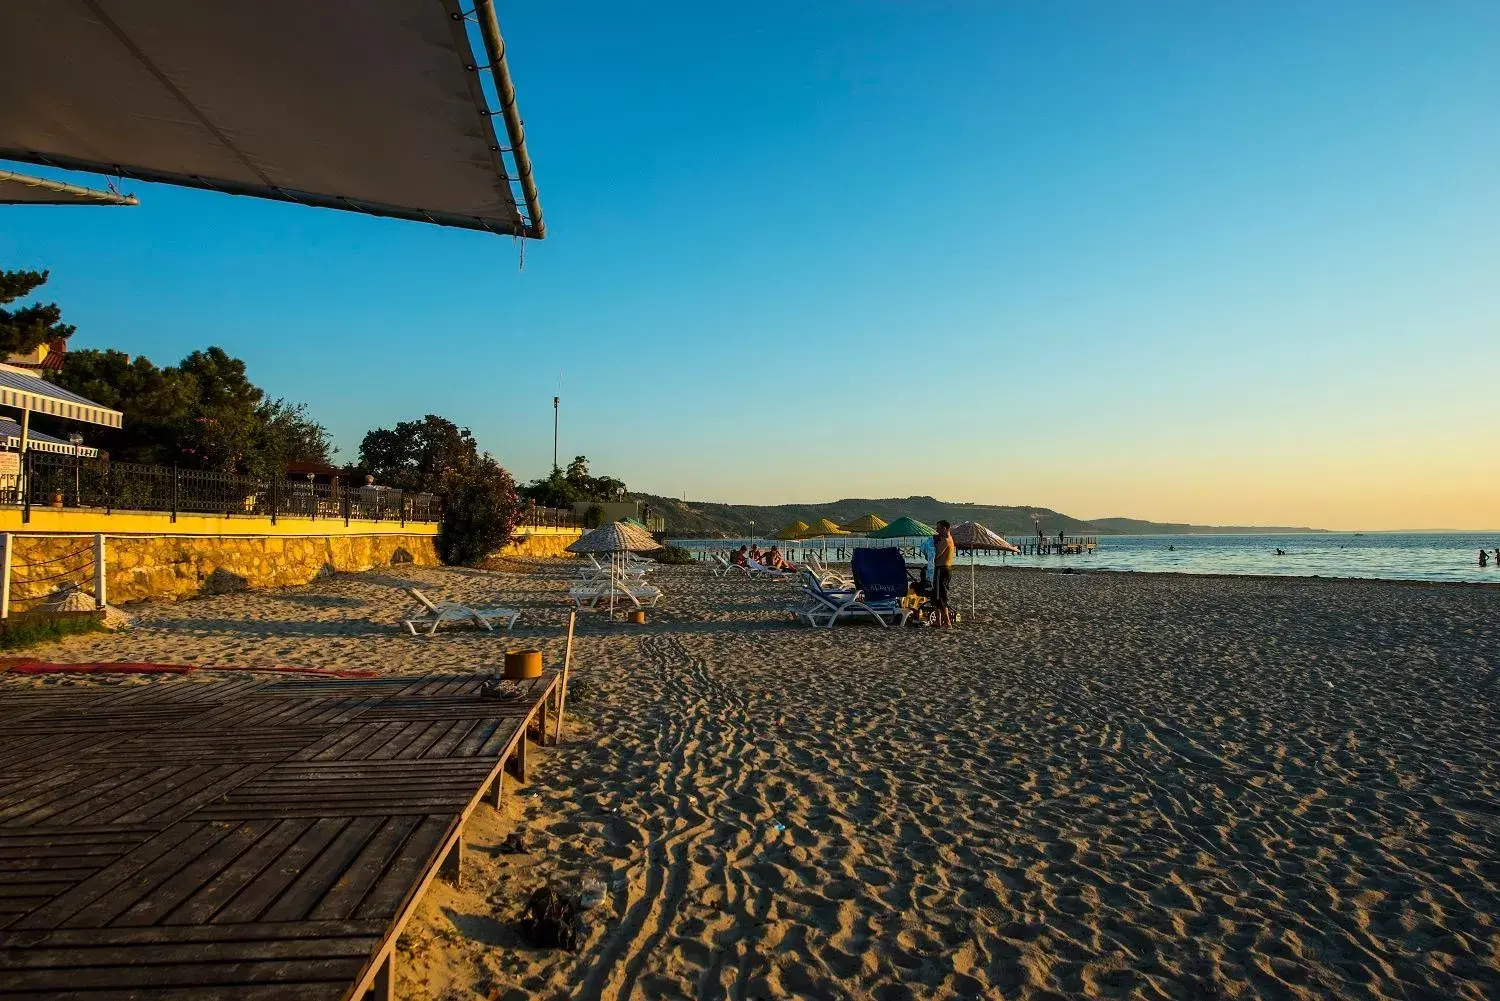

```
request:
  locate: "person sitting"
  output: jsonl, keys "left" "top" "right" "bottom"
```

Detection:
{"left": 730, "top": 545, "right": 749, "bottom": 567}
{"left": 748, "top": 544, "right": 764, "bottom": 563}
{"left": 765, "top": 545, "right": 793, "bottom": 571}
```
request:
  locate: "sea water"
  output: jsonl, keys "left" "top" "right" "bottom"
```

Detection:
{"left": 675, "top": 533, "right": 1500, "bottom": 585}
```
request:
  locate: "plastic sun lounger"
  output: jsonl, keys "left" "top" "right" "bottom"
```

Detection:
{"left": 743, "top": 558, "right": 791, "bottom": 579}
{"left": 401, "top": 588, "right": 521, "bottom": 637}
{"left": 806, "top": 554, "right": 854, "bottom": 589}
{"left": 569, "top": 580, "right": 663, "bottom": 610}
{"left": 793, "top": 573, "right": 910, "bottom": 629}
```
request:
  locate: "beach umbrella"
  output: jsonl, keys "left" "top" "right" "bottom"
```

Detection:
{"left": 951, "top": 521, "right": 1020, "bottom": 618}
{"left": 869, "top": 516, "right": 936, "bottom": 540}
{"left": 842, "top": 513, "right": 888, "bottom": 535}
{"left": 566, "top": 522, "right": 662, "bottom": 617}
{"left": 804, "top": 518, "right": 850, "bottom": 537}
{"left": 774, "top": 520, "right": 811, "bottom": 541}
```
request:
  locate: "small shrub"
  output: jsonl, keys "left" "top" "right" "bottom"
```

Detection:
{"left": 653, "top": 545, "right": 697, "bottom": 566}
{"left": 0, "top": 614, "right": 106, "bottom": 651}
{"left": 582, "top": 503, "right": 604, "bottom": 529}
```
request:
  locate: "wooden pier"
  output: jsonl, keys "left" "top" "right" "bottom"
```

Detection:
{"left": 0, "top": 671, "right": 560, "bottom": 1000}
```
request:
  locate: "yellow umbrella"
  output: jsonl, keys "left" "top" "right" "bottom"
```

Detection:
{"left": 842, "top": 513, "right": 887, "bottom": 534}
{"left": 774, "top": 520, "right": 811, "bottom": 541}
{"left": 803, "top": 518, "right": 850, "bottom": 537}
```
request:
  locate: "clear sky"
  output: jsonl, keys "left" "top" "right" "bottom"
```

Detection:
{"left": 3, "top": 2, "right": 1498, "bottom": 530}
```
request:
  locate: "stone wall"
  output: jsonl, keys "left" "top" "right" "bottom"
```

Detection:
{"left": 500, "top": 529, "right": 584, "bottom": 559}
{"left": 8, "top": 533, "right": 439, "bottom": 610}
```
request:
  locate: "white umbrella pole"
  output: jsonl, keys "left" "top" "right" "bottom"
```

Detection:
{"left": 971, "top": 547, "right": 976, "bottom": 620}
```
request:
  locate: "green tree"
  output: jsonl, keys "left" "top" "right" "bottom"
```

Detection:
{"left": 522, "top": 454, "right": 626, "bottom": 506}
{"left": 49, "top": 346, "right": 331, "bottom": 474}
{"left": 0, "top": 269, "right": 75, "bottom": 356}
{"left": 359, "top": 416, "right": 522, "bottom": 565}
{"left": 358, "top": 415, "right": 479, "bottom": 493}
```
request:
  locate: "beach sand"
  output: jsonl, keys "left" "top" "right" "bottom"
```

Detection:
{"left": 5, "top": 561, "right": 1499, "bottom": 1000}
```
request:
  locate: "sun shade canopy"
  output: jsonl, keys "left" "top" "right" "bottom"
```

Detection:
{"left": 951, "top": 521, "right": 1020, "bottom": 552}
{"left": 566, "top": 523, "right": 663, "bottom": 555}
{"left": 869, "top": 516, "right": 936, "bottom": 539}
{"left": 774, "top": 520, "right": 811, "bottom": 540}
{"left": 842, "top": 513, "right": 888, "bottom": 534}
{"left": 0, "top": 168, "right": 137, "bottom": 205}
{"left": 802, "top": 518, "right": 851, "bottom": 538}
{"left": 0, "top": 0, "right": 543, "bottom": 237}
{"left": 0, "top": 365, "right": 122, "bottom": 428}
{"left": 0, "top": 417, "right": 99, "bottom": 457}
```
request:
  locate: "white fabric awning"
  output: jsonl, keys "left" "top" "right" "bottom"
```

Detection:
{"left": 0, "top": 418, "right": 99, "bottom": 457}
{"left": 0, "top": 365, "right": 123, "bottom": 428}
{"left": 0, "top": 0, "right": 542, "bottom": 237}
{"left": 0, "top": 168, "right": 138, "bottom": 205}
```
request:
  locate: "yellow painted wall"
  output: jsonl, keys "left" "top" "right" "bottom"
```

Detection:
{"left": 0, "top": 507, "right": 437, "bottom": 537}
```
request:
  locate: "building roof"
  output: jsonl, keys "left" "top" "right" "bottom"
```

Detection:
{"left": 0, "top": 0, "right": 543, "bottom": 237}
{"left": 0, "top": 364, "right": 123, "bottom": 428}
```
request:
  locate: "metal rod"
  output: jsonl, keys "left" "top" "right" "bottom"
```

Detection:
{"left": 473, "top": 0, "right": 545, "bottom": 238}
{"left": 0, "top": 168, "right": 139, "bottom": 206}
{"left": 553, "top": 396, "right": 559, "bottom": 472}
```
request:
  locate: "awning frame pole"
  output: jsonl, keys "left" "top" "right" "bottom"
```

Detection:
{"left": 473, "top": 0, "right": 545, "bottom": 238}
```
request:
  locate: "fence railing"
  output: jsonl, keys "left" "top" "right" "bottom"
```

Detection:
{"left": 4, "top": 452, "right": 442, "bottom": 525}
{"left": 517, "top": 505, "right": 583, "bottom": 530}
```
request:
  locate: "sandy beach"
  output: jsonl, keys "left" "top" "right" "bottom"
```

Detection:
{"left": 4, "top": 560, "right": 1499, "bottom": 1000}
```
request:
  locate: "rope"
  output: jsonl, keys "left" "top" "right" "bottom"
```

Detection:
{"left": 17, "top": 564, "right": 92, "bottom": 587}
{"left": 18, "top": 546, "right": 94, "bottom": 568}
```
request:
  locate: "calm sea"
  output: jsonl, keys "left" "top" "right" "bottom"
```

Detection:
{"left": 674, "top": 533, "right": 1500, "bottom": 585}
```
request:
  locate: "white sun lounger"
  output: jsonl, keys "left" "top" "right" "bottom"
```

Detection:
{"left": 401, "top": 588, "right": 521, "bottom": 637}
{"left": 569, "top": 579, "right": 663, "bottom": 610}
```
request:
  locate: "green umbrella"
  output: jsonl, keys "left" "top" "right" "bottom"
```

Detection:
{"left": 868, "top": 516, "right": 936, "bottom": 539}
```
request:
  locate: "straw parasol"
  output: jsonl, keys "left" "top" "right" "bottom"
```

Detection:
{"left": 774, "top": 520, "right": 811, "bottom": 541}
{"left": 950, "top": 521, "right": 1020, "bottom": 618}
{"left": 804, "top": 518, "right": 850, "bottom": 537}
{"left": 842, "top": 513, "right": 888, "bottom": 535}
{"left": 566, "top": 522, "right": 662, "bottom": 617}
{"left": 869, "top": 516, "right": 936, "bottom": 539}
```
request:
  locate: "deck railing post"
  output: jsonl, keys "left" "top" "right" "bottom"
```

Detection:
{"left": 343, "top": 486, "right": 350, "bottom": 527}
{"left": 0, "top": 533, "right": 11, "bottom": 620}
{"left": 170, "top": 464, "right": 178, "bottom": 523}
{"left": 21, "top": 451, "right": 31, "bottom": 525}
{"left": 94, "top": 533, "right": 107, "bottom": 609}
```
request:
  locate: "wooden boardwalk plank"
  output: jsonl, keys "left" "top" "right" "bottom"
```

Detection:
{"left": 0, "top": 671, "right": 560, "bottom": 1000}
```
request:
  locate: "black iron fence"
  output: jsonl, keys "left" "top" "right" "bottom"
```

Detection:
{"left": 5, "top": 452, "right": 441, "bottom": 525}
{"left": 518, "top": 505, "right": 583, "bottom": 529}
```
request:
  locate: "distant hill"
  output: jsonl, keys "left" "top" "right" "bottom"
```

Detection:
{"left": 631, "top": 494, "right": 1326, "bottom": 538}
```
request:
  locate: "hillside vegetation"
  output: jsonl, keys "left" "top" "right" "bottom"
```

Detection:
{"left": 631, "top": 494, "right": 1324, "bottom": 538}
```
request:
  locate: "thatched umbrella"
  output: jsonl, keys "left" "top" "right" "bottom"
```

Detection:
{"left": 774, "top": 520, "right": 811, "bottom": 541}
{"left": 842, "top": 513, "right": 887, "bottom": 535}
{"left": 566, "top": 522, "right": 662, "bottom": 616}
{"left": 804, "top": 518, "right": 850, "bottom": 538}
{"left": 950, "top": 521, "right": 1020, "bottom": 618}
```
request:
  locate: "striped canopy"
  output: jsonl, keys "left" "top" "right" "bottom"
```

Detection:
{"left": 0, "top": 364, "right": 122, "bottom": 427}
{"left": 0, "top": 418, "right": 97, "bottom": 457}
{"left": 869, "top": 516, "right": 936, "bottom": 539}
{"left": 842, "top": 513, "right": 887, "bottom": 534}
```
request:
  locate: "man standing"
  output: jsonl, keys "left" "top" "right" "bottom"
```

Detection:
{"left": 933, "top": 520, "right": 956, "bottom": 627}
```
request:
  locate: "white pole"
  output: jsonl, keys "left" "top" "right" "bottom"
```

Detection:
{"left": 0, "top": 533, "right": 10, "bottom": 620}
{"left": 971, "top": 546, "right": 976, "bottom": 620}
{"left": 94, "top": 533, "right": 107, "bottom": 609}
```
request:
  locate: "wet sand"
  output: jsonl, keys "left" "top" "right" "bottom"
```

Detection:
{"left": 5, "top": 561, "right": 1499, "bottom": 1000}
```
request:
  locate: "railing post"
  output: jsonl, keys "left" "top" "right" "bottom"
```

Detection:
{"left": 21, "top": 451, "right": 31, "bottom": 525}
{"left": 270, "top": 476, "right": 278, "bottom": 525}
{"left": 343, "top": 486, "right": 350, "bottom": 527}
{"left": 170, "top": 464, "right": 178, "bottom": 523}
{"left": 400, "top": 495, "right": 406, "bottom": 528}
{"left": 105, "top": 460, "right": 113, "bottom": 515}
{"left": 0, "top": 533, "right": 10, "bottom": 620}
{"left": 94, "top": 534, "right": 107, "bottom": 610}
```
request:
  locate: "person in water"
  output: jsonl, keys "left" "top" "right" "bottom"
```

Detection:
{"left": 1275, "top": 548, "right": 1287, "bottom": 556}
{"left": 1482, "top": 549, "right": 1491, "bottom": 568}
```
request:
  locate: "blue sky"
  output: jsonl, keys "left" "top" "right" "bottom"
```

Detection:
{"left": 3, "top": 1, "right": 1498, "bottom": 528}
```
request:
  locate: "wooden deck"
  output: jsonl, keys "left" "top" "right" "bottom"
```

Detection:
{"left": 0, "top": 671, "right": 561, "bottom": 1000}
